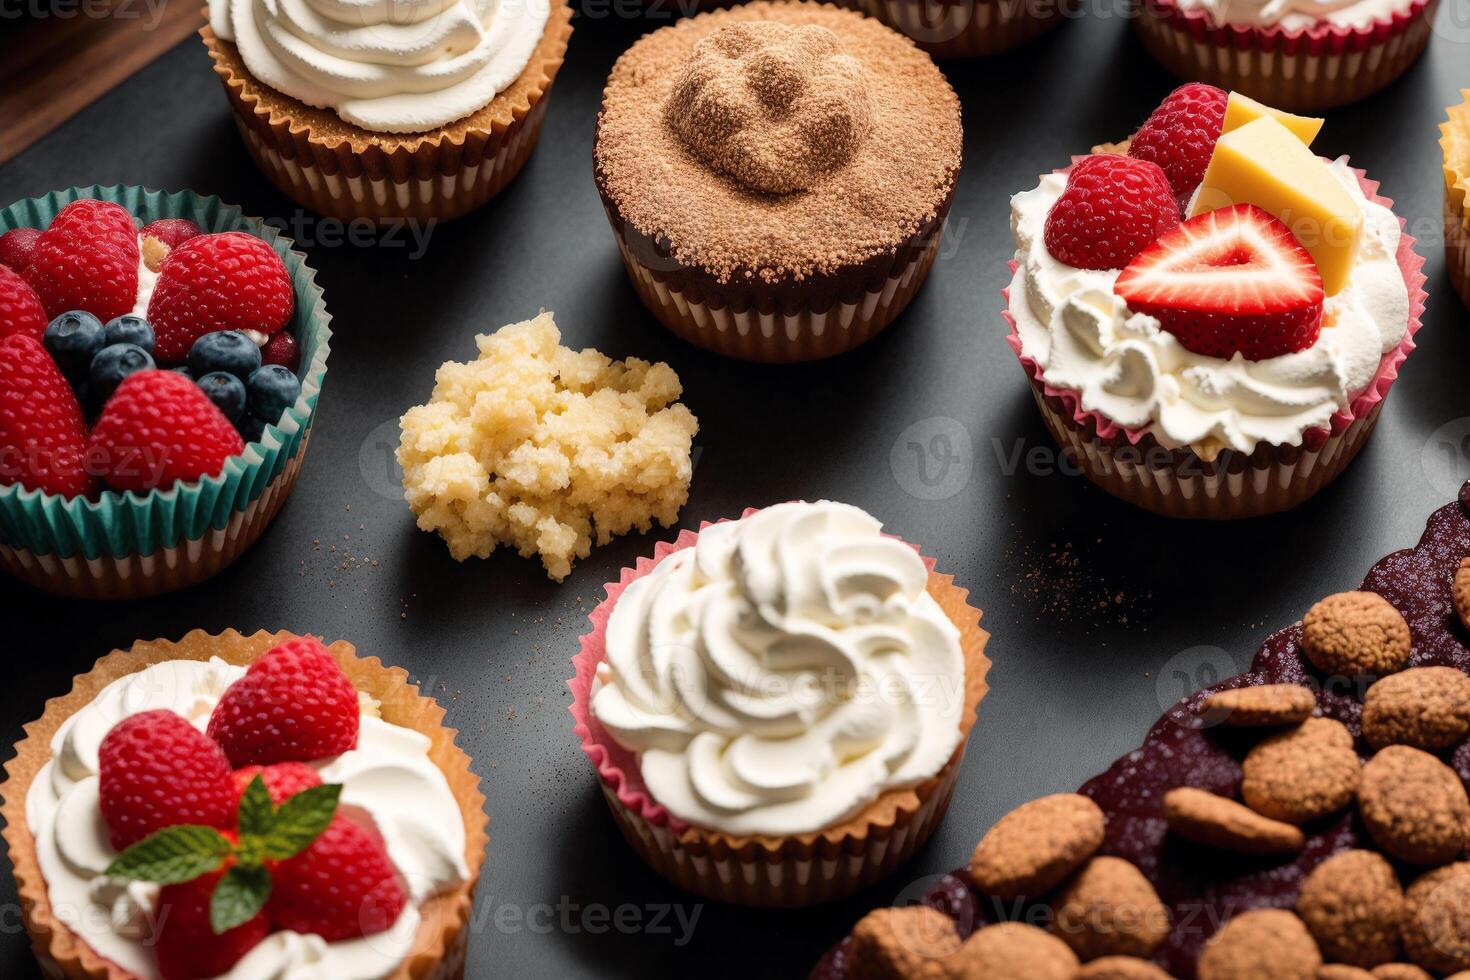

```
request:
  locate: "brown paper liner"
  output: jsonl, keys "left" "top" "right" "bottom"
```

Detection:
{"left": 201, "top": 1, "right": 573, "bottom": 223}
{"left": 1444, "top": 95, "right": 1470, "bottom": 312}
{"left": 0, "top": 629, "right": 489, "bottom": 980}
{"left": 839, "top": 0, "right": 1076, "bottom": 57}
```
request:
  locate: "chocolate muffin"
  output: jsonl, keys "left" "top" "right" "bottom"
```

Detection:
{"left": 594, "top": 2, "right": 962, "bottom": 362}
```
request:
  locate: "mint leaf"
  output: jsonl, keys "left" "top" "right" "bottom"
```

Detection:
{"left": 259, "top": 784, "right": 342, "bottom": 861}
{"left": 237, "top": 774, "right": 275, "bottom": 839}
{"left": 105, "top": 826, "right": 232, "bottom": 884}
{"left": 209, "top": 864, "right": 271, "bottom": 935}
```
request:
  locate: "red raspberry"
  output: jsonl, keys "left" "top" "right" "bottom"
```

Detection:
{"left": 261, "top": 330, "right": 300, "bottom": 372}
{"left": 0, "top": 335, "right": 95, "bottom": 498}
{"left": 0, "top": 265, "right": 48, "bottom": 341}
{"left": 0, "top": 228, "right": 41, "bottom": 273}
{"left": 97, "top": 709, "right": 234, "bottom": 851}
{"left": 267, "top": 812, "right": 408, "bottom": 941}
{"left": 23, "top": 199, "right": 139, "bottom": 323}
{"left": 148, "top": 232, "right": 294, "bottom": 363}
{"left": 1043, "top": 155, "right": 1181, "bottom": 271}
{"left": 153, "top": 869, "right": 270, "bottom": 980}
{"left": 141, "top": 218, "right": 204, "bottom": 251}
{"left": 1128, "top": 83, "right": 1229, "bottom": 208}
{"left": 230, "top": 762, "right": 323, "bottom": 811}
{"left": 86, "top": 369, "right": 244, "bottom": 492}
{"left": 207, "top": 637, "right": 360, "bottom": 767}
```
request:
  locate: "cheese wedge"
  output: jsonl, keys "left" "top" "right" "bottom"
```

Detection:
{"left": 1192, "top": 117, "right": 1362, "bottom": 296}
{"left": 1221, "top": 93, "right": 1323, "bottom": 146}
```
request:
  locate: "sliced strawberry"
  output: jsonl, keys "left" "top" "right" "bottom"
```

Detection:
{"left": 1114, "top": 204, "right": 1326, "bottom": 362}
{"left": 267, "top": 811, "right": 408, "bottom": 941}
{"left": 153, "top": 870, "right": 270, "bottom": 980}
{"left": 1128, "top": 83, "right": 1229, "bottom": 209}
{"left": 0, "top": 228, "right": 41, "bottom": 273}
{"left": 1044, "top": 155, "right": 1181, "bottom": 272}
{"left": 148, "top": 232, "right": 293, "bottom": 363}
{"left": 23, "top": 199, "right": 139, "bottom": 323}
{"left": 87, "top": 369, "right": 244, "bottom": 492}
{"left": 0, "top": 266, "right": 48, "bottom": 341}
{"left": 0, "top": 334, "right": 95, "bottom": 498}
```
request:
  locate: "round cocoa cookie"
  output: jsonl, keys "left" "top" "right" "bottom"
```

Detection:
{"left": 1296, "top": 849, "right": 1404, "bottom": 967}
{"left": 1402, "top": 863, "right": 1470, "bottom": 974}
{"left": 1241, "top": 717, "right": 1361, "bottom": 824}
{"left": 945, "top": 922, "right": 1079, "bottom": 980}
{"left": 969, "top": 793, "right": 1105, "bottom": 899}
{"left": 1358, "top": 745, "right": 1470, "bottom": 865}
{"left": 1197, "top": 909, "right": 1323, "bottom": 980}
{"left": 1454, "top": 557, "right": 1470, "bottom": 632}
{"left": 848, "top": 906, "right": 961, "bottom": 979}
{"left": 1163, "top": 786, "right": 1306, "bottom": 855}
{"left": 1371, "top": 966, "right": 1433, "bottom": 980}
{"left": 1301, "top": 591, "right": 1411, "bottom": 678}
{"left": 1201, "top": 684, "right": 1317, "bottom": 727}
{"left": 1362, "top": 666, "right": 1470, "bottom": 750}
{"left": 1049, "top": 855, "right": 1170, "bottom": 960}
{"left": 1078, "top": 958, "right": 1173, "bottom": 980}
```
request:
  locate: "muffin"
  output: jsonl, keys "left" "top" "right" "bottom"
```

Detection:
{"left": 569, "top": 500, "right": 990, "bottom": 906}
{"left": 201, "top": 0, "right": 574, "bottom": 223}
{"left": 839, "top": 0, "right": 1077, "bottom": 58}
{"left": 0, "top": 629, "right": 488, "bottom": 979}
{"left": 1444, "top": 90, "right": 1470, "bottom": 311}
{"left": 1133, "top": 0, "right": 1439, "bottom": 110}
{"left": 594, "top": 2, "right": 963, "bottom": 362}
{"left": 1005, "top": 85, "right": 1424, "bottom": 519}
{"left": 0, "top": 186, "right": 331, "bottom": 599}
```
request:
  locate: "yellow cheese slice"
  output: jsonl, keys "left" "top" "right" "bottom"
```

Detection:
{"left": 1221, "top": 93, "right": 1323, "bottom": 146}
{"left": 1192, "top": 116, "right": 1363, "bottom": 296}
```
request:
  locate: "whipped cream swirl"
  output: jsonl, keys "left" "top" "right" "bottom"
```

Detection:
{"left": 1008, "top": 158, "right": 1408, "bottom": 456}
{"left": 210, "top": 0, "right": 551, "bottom": 133}
{"left": 1173, "top": 0, "right": 1414, "bottom": 30}
{"left": 26, "top": 658, "right": 470, "bottom": 980}
{"left": 590, "top": 501, "right": 967, "bottom": 837}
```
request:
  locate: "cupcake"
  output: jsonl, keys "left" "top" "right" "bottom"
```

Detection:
{"left": 593, "top": 2, "right": 963, "bottom": 363}
{"left": 0, "top": 629, "right": 488, "bottom": 979}
{"left": 0, "top": 187, "right": 331, "bottom": 599}
{"left": 1005, "top": 85, "right": 1425, "bottom": 519}
{"left": 1133, "top": 0, "right": 1439, "bottom": 111}
{"left": 569, "top": 500, "right": 990, "bottom": 906}
{"left": 201, "top": 0, "right": 574, "bottom": 223}
{"left": 1444, "top": 90, "right": 1470, "bottom": 311}
{"left": 839, "top": 0, "right": 1077, "bottom": 58}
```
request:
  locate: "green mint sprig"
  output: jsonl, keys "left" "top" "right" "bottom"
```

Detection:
{"left": 105, "top": 775, "right": 341, "bottom": 935}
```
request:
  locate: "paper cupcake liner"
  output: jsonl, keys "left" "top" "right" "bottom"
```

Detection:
{"left": 0, "top": 629, "right": 488, "bottom": 980}
{"left": 1443, "top": 93, "right": 1470, "bottom": 311}
{"left": 1133, "top": 0, "right": 1438, "bottom": 111}
{"left": 1003, "top": 165, "right": 1426, "bottom": 519}
{"left": 0, "top": 186, "right": 331, "bottom": 599}
{"left": 201, "top": 2, "right": 573, "bottom": 224}
{"left": 839, "top": 0, "right": 1076, "bottom": 57}
{"left": 568, "top": 511, "right": 990, "bottom": 907}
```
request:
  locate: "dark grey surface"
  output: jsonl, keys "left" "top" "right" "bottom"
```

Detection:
{"left": 0, "top": 6, "right": 1468, "bottom": 977}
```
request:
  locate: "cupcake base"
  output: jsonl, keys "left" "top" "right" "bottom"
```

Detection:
{"left": 1449, "top": 186, "right": 1470, "bottom": 311}
{"left": 840, "top": 0, "right": 1076, "bottom": 58}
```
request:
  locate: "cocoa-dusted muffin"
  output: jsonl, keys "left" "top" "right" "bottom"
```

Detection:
{"left": 594, "top": 2, "right": 962, "bottom": 362}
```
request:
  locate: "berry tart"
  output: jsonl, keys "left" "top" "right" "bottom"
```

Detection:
{"left": 0, "top": 629, "right": 487, "bottom": 980}
{"left": 1444, "top": 90, "right": 1470, "bottom": 312}
{"left": 836, "top": 0, "right": 1077, "bottom": 58}
{"left": 1005, "top": 85, "right": 1424, "bottom": 519}
{"left": 1133, "top": 0, "right": 1438, "bottom": 110}
{"left": 593, "top": 2, "right": 963, "bottom": 362}
{"left": 813, "top": 480, "right": 1470, "bottom": 979}
{"left": 201, "top": 0, "right": 573, "bottom": 223}
{"left": 0, "top": 187, "right": 331, "bottom": 599}
{"left": 569, "top": 500, "right": 990, "bottom": 905}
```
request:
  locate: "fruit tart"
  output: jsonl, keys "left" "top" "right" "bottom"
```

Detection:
{"left": 0, "top": 187, "right": 331, "bottom": 599}
{"left": 1444, "top": 90, "right": 1470, "bottom": 312}
{"left": 1005, "top": 84, "right": 1424, "bottom": 519}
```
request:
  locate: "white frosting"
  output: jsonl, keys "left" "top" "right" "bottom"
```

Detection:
{"left": 130, "top": 237, "right": 159, "bottom": 319}
{"left": 590, "top": 501, "right": 967, "bottom": 837}
{"left": 25, "top": 658, "right": 469, "bottom": 980}
{"left": 210, "top": 0, "right": 551, "bottom": 133}
{"left": 1008, "top": 158, "right": 1408, "bottom": 455}
{"left": 1174, "top": 0, "right": 1413, "bottom": 30}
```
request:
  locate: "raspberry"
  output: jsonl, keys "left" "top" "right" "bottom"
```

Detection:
{"left": 97, "top": 709, "right": 234, "bottom": 851}
{"left": 267, "top": 812, "right": 408, "bottom": 941}
{"left": 0, "top": 266, "right": 48, "bottom": 341}
{"left": 230, "top": 762, "right": 323, "bottom": 811}
{"left": 23, "top": 199, "right": 139, "bottom": 323}
{"left": 0, "top": 334, "right": 94, "bottom": 498}
{"left": 141, "top": 218, "right": 204, "bottom": 251}
{"left": 1128, "top": 83, "right": 1229, "bottom": 207}
{"left": 207, "top": 637, "right": 360, "bottom": 767}
{"left": 153, "top": 870, "right": 269, "bottom": 980}
{"left": 261, "top": 330, "right": 300, "bottom": 372}
{"left": 0, "top": 227, "right": 41, "bottom": 273}
{"left": 86, "top": 369, "right": 244, "bottom": 492}
{"left": 148, "top": 232, "right": 293, "bottom": 363}
{"left": 1043, "top": 155, "right": 1181, "bottom": 271}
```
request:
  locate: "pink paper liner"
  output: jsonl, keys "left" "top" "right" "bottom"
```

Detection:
{"left": 1139, "top": 0, "right": 1433, "bottom": 50}
{"left": 1003, "top": 162, "right": 1426, "bottom": 461}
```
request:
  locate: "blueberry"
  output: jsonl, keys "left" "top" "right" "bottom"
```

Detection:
{"left": 43, "top": 311, "right": 105, "bottom": 377}
{"left": 89, "top": 344, "right": 155, "bottom": 404}
{"left": 237, "top": 414, "right": 267, "bottom": 445}
{"left": 197, "top": 371, "right": 247, "bottom": 423}
{"left": 189, "top": 331, "right": 261, "bottom": 380}
{"left": 246, "top": 365, "right": 301, "bottom": 424}
{"left": 102, "top": 315, "right": 155, "bottom": 354}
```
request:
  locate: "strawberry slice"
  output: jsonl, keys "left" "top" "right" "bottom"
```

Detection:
{"left": 1114, "top": 204, "right": 1325, "bottom": 362}
{"left": 23, "top": 199, "right": 139, "bottom": 323}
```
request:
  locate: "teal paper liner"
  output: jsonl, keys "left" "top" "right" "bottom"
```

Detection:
{"left": 0, "top": 186, "right": 331, "bottom": 561}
